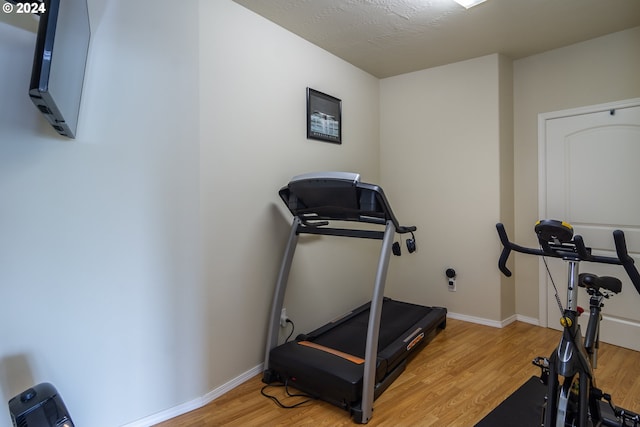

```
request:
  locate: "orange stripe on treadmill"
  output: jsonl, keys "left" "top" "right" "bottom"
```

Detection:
{"left": 298, "top": 341, "right": 365, "bottom": 365}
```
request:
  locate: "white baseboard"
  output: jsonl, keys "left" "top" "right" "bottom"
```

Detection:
{"left": 121, "top": 364, "right": 263, "bottom": 427}
{"left": 122, "top": 398, "right": 205, "bottom": 427}
{"left": 447, "top": 312, "right": 540, "bottom": 328}
{"left": 515, "top": 314, "right": 540, "bottom": 326}
{"left": 202, "top": 363, "right": 263, "bottom": 404}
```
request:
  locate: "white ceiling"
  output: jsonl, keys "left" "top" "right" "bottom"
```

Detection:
{"left": 3, "top": 0, "right": 638, "bottom": 78}
{"left": 232, "top": 0, "right": 640, "bottom": 78}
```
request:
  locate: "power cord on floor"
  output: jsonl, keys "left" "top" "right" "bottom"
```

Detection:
{"left": 260, "top": 379, "right": 315, "bottom": 409}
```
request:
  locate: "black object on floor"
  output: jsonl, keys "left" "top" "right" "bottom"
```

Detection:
{"left": 8, "top": 382, "right": 75, "bottom": 427}
{"left": 475, "top": 376, "right": 546, "bottom": 427}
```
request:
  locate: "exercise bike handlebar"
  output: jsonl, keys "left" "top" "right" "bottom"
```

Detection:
{"left": 613, "top": 229, "right": 640, "bottom": 294}
{"left": 496, "top": 223, "right": 640, "bottom": 295}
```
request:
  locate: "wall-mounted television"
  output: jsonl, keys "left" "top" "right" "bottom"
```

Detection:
{"left": 29, "top": 0, "right": 91, "bottom": 139}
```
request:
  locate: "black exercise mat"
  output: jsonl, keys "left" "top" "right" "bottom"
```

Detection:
{"left": 475, "top": 376, "right": 546, "bottom": 427}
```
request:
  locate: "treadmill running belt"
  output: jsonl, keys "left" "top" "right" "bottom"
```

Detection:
{"left": 312, "top": 300, "right": 433, "bottom": 357}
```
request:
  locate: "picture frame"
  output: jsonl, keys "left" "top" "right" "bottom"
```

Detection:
{"left": 306, "top": 88, "right": 342, "bottom": 144}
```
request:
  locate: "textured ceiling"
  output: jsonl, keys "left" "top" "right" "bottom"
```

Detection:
{"left": 232, "top": 0, "right": 640, "bottom": 78}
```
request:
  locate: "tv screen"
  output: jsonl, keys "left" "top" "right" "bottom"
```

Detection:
{"left": 29, "top": 0, "right": 91, "bottom": 139}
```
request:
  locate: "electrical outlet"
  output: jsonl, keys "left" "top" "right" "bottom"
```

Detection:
{"left": 280, "top": 308, "right": 288, "bottom": 327}
{"left": 448, "top": 279, "right": 456, "bottom": 292}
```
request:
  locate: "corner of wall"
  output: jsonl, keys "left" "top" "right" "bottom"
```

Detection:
{"left": 498, "top": 54, "right": 516, "bottom": 321}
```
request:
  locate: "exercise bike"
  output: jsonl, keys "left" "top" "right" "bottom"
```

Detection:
{"left": 496, "top": 220, "right": 640, "bottom": 427}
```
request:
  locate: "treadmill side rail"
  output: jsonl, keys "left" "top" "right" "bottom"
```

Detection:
{"left": 263, "top": 217, "right": 301, "bottom": 374}
{"left": 359, "top": 220, "right": 395, "bottom": 423}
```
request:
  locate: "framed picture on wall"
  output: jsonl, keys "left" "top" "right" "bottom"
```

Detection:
{"left": 307, "top": 88, "right": 342, "bottom": 144}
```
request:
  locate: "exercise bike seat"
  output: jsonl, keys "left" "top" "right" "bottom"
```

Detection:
{"left": 578, "top": 273, "right": 622, "bottom": 294}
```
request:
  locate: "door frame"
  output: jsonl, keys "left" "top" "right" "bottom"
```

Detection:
{"left": 537, "top": 97, "right": 640, "bottom": 328}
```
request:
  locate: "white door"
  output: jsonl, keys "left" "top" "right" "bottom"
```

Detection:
{"left": 540, "top": 98, "right": 640, "bottom": 351}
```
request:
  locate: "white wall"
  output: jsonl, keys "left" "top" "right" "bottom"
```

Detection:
{"left": 0, "top": 1, "right": 202, "bottom": 425}
{"left": 1, "top": 0, "right": 381, "bottom": 425}
{"left": 513, "top": 26, "right": 640, "bottom": 320}
{"left": 199, "top": 1, "right": 381, "bottom": 392}
{"left": 379, "top": 54, "right": 513, "bottom": 322}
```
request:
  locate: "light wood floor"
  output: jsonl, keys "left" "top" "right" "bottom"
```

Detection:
{"left": 155, "top": 319, "right": 640, "bottom": 426}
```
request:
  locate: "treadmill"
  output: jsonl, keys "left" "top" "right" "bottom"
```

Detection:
{"left": 262, "top": 172, "right": 447, "bottom": 423}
